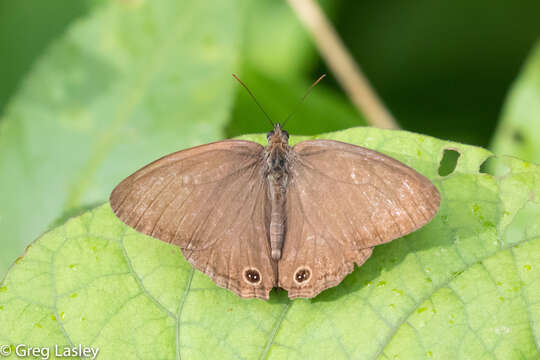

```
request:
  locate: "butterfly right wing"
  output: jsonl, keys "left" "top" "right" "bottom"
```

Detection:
{"left": 278, "top": 139, "right": 440, "bottom": 299}
{"left": 110, "top": 140, "right": 276, "bottom": 299}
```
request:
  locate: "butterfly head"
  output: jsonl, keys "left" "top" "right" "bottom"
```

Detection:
{"left": 266, "top": 123, "right": 289, "bottom": 146}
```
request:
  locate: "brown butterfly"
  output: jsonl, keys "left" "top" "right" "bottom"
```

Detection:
{"left": 110, "top": 75, "right": 440, "bottom": 300}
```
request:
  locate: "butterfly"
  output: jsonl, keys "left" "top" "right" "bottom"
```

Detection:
{"left": 110, "top": 76, "right": 440, "bottom": 300}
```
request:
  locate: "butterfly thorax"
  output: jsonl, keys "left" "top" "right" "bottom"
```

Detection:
{"left": 265, "top": 124, "right": 291, "bottom": 261}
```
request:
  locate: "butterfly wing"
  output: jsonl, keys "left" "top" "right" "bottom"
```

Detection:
{"left": 110, "top": 140, "right": 276, "bottom": 299}
{"left": 278, "top": 139, "right": 440, "bottom": 298}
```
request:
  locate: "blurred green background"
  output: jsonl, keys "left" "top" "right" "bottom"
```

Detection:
{"left": 2, "top": 0, "right": 540, "bottom": 144}
{"left": 0, "top": 0, "right": 539, "bottom": 277}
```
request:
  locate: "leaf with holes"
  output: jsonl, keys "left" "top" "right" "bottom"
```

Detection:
{"left": 491, "top": 40, "right": 540, "bottom": 164}
{"left": 0, "top": 0, "right": 245, "bottom": 278}
{"left": 2, "top": 127, "right": 540, "bottom": 359}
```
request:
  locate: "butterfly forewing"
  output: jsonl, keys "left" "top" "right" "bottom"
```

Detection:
{"left": 110, "top": 140, "right": 277, "bottom": 299}
{"left": 278, "top": 139, "right": 440, "bottom": 298}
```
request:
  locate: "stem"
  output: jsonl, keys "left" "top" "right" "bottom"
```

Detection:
{"left": 287, "top": 0, "right": 400, "bottom": 129}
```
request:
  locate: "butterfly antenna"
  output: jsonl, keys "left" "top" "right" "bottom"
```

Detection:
{"left": 232, "top": 74, "right": 274, "bottom": 127}
{"left": 282, "top": 74, "right": 326, "bottom": 128}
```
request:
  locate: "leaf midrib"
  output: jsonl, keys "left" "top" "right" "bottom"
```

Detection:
{"left": 176, "top": 268, "right": 194, "bottom": 360}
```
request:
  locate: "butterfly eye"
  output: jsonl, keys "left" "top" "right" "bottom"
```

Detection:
{"left": 294, "top": 267, "right": 311, "bottom": 284}
{"left": 266, "top": 131, "right": 275, "bottom": 140}
{"left": 244, "top": 268, "right": 262, "bottom": 285}
{"left": 282, "top": 130, "right": 289, "bottom": 139}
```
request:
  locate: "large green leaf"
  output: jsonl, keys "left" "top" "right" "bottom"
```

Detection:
{"left": 0, "top": 0, "right": 244, "bottom": 278}
{"left": 491, "top": 40, "right": 540, "bottom": 163}
{"left": 0, "top": 0, "right": 99, "bottom": 112}
{"left": 2, "top": 127, "right": 540, "bottom": 359}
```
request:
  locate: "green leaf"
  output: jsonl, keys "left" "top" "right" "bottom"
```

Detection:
{"left": 0, "top": 0, "right": 99, "bottom": 112}
{"left": 3, "top": 127, "right": 540, "bottom": 359}
{"left": 0, "top": 0, "right": 245, "bottom": 278}
{"left": 491, "top": 40, "right": 540, "bottom": 164}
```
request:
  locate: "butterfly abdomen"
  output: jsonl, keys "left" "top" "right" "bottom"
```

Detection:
{"left": 266, "top": 151, "right": 290, "bottom": 261}
{"left": 265, "top": 129, "right": 292, "bottom": 262}
{"left": 269, "top": 176, "right": 287, "bottom": 261}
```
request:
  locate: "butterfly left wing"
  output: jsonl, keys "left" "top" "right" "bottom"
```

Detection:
{"left": 278, "top": 139, "right": 440, "bottom": 299}
{"left": 110, "top": 140, "right": 276, "bottom": 299}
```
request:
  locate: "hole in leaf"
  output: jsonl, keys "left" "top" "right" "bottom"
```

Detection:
{"left": 479, "top": 156, "right": 510, "bottom": 177}
{"left": 438, "top": 149, "right": 460, "bottom": 176}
